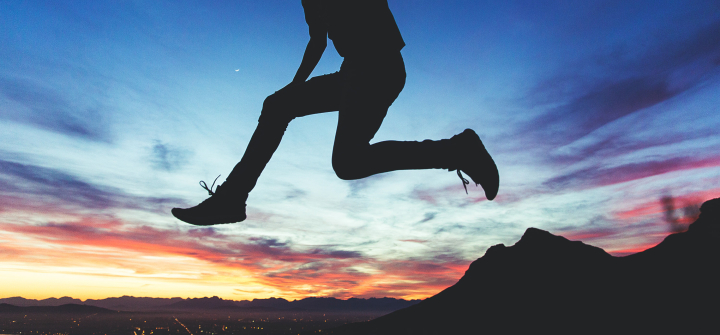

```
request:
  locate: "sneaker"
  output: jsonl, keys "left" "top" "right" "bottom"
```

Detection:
{"left": 449, "top": 129, "right": 499, "bottom": 200}
{"left": 171, "top": 177, "right": 247, "bottom": 225}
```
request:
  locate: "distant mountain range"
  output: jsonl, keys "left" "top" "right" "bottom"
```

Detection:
{"left": 0, "top": 303, "right": 117, "bottom": 314}
{"left": 326, "top": 197, "right": 720, "bottom": 334}
{"left": 0, "top": 295, "right": 420, "bottom": 313}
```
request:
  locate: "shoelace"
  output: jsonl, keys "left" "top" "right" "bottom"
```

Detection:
{"left": 199, "top": 175, "right": 221, "bottom": 196}
{"left": 456, "top": 170, "right": 470, "bottom": 194}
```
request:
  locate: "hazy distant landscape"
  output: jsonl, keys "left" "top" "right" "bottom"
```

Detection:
{"left": 0, "top": 296, "right": 419, "bottom": 335}
{"left": 0, "top": 295, "right": 419, "bottom": 312}
{"left": 0, "top": 308, "right": 382, "bottom": 335}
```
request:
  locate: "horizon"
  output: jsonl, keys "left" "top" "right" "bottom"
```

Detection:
{"left": 2, "top": 295, "right": 419, "bottom": 302}
{"left": 2, "top": 0, "right": 719, "bottom": 301}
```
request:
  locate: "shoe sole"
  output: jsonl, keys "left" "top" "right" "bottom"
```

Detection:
{"left": 171, "top": 208, "right": 247, "bottom": 226}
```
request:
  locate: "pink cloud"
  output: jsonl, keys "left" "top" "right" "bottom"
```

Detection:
{"left": 544, "top": 155, "right": 720, "bottom": 191}
{"left": 615, "top": 188, "right": 720, "bottom": 220}
{"left": 0, "top": 214, "right": 470, "bottom": 300}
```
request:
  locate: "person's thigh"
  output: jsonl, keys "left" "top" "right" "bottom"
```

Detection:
{"left": 334, "top": 104, "right": 389, "bottom": 153}
{"left": 334, "top": 54, "right": 406, "bottom": 149}
{"left": 259, "top": 72, "right": 344, "bottom": 123}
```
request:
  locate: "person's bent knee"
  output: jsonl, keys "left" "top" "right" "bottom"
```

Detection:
{"left": 332, "top": 157, "right": 365, "bottom": 180}
{"left": 333, "top": 165, "right": 362, "bottom": 181}
{"left": 258, "top": 95, "right": 293, "bottom": 125}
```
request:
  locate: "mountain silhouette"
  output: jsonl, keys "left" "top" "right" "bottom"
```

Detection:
{"left": 291, "top": 297, "right": 421, "bottom": 312}
{"left": 166, "top": 296, "right": 240, "bottom": 310}
{"left": 164, "top": 296, "right": 420, "bottom": 312}
{"left": 0, "top": 295, "right": 418, "bottom": 313}
{"left": 0, "top": 296, "right": 84, "bottom": 307}
{"left": 85, "top": 295, "right": 185, "bottom": 310}
{"left": 325, "top": 197, "right": 720, "bottom": 334}
{"left": 0, "top": 303, "right": 118, "bottom": 314}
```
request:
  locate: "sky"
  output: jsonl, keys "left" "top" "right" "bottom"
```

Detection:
{"left": 1, "top": 0, "right": 719, "bottom": 301}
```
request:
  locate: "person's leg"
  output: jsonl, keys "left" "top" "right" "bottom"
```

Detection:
{"left": 223, "top": 72, "right": 344, "bottom": 194}
{"left": 331, "top": 53, "right": 499, "bottom": 199}
{"left": 331, "top": 105, "right": 458, "bottom": 180}
{"left": 172, "top": 72, "right": 343, "bottom": 225}
{"left": 331, "top": 52, "right": 448, "bottom": 179}
{"left": 333, "top": 122, "right": 498, "bottom": 199}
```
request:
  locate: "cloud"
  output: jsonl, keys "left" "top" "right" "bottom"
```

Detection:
{"left": 0, "top": 159, "right": 184, "bottom": 213}
{"left": 0, "top": 209, "right": 473, "bottom": 299}
{"left": 553, "top": 215, "right": 660, "bottom": 257}
{"left": 417, "top": 212, "right": 437, "bottom": 224}
{"left": 543, "top": 155, "right": 720, "bottom": 191}
{"left": 399, "top": 239, "right": 428, "bottom": 244}
{"left": 521, "top": 19, "right": 720, "bottom": 150}
{"left": 282, "top": 187, "right": 307, "bottom": 200}
{"left": 556, "top": 215, "right": 619, "bottom": 242}
{"left": 1, "top": 217, "right": 360, "bottom": 269}
{"left": 249, "top": 237, "right": 286, "bottom": 247}
{"left": 0, "top": 159, "right": 116, "bottom": 209}
{"left": 552, "top": 128, "right": 719, "bottom": 167}
{"left": 616, "top": 187, "right": 720, "bottom": 220}
{"left": 186, "top": 227, "right": 220, "bottom": 239}
{"left": 0, "top": 76, "right": 110, "bottom": 142}
{"left": 150, "top": 141, "right": 190, "bottom": 171}
{"left": 435, "top": 224, "right": 465, "bottom": 234}
{"left": 326, "top": 250, "right": 362, "bottom": 258}
{"left": 410, "top": 184, "right": 488, "bottom": 208}
{"left": 347, "top": 174, "right": 387, "bottom": 198}
{"left": 531, "top": 77, "right": 674, "bottom": 142}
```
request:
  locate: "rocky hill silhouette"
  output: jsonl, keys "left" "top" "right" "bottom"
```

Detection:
{"left": 325, "top": 197, "right": 720, "bottom": 334}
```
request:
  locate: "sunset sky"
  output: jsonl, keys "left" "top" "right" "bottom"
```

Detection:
{"left": 1, "top": 0, "right": 719, "bottom": 301}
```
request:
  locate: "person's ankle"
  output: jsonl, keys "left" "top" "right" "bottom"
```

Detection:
{"left": 214, "top": 183, "right": 248, "bottom": 198}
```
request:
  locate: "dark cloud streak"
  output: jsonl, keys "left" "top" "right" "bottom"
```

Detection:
{"left": 522, "top": 19, "right": 720, "bottom": 152}
{"left": 0, "top": 76, "right": 110, "bottom": 142}
{"left": 150, "top": 141, "right": 189, "bottom": 171}
{"left": 0, "top": 159, "right": 183, "bottom": 213}
{"left": 543, "top": 155, "right": 720, "bottom": 191}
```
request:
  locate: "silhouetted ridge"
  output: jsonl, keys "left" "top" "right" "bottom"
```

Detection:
{"left": 86, "top": 295, "right": 184, "bottom": 310}
{"left": 327, "top": 197, "right": 720, "bottom": 334}
{"left": 0, "top": 296, "right": 419, "bottom": 313}
{"left": 163, "top": 296, "right": 420, "bottom": 312}
{"left": 0, "top": 303, "right": 117, "bottom": 314}
{"left": 166, "top": 296, "right": 239, "bottom": 309}
{"left": 0, "top": 296, "right": 84, "bottom": 307}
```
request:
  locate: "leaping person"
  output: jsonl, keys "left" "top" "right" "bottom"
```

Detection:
{"left": 172, "top": 0, "right": 499, "bottom": 225}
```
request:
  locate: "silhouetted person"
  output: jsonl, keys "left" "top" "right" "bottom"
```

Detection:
{"left": 172, "top": 0, "right": 499, "bottom": 225}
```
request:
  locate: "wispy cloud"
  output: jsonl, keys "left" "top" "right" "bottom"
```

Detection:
{"left": 417, "top": 212, "right": 437, "bottom": 224}
{"left": 543, "top": 155, "right": 720, "bottom": 191}
{"left": 520, "top": 19, "right": 720, "bottom": 151}
{"left": 150, "top": 141, "right": 190, "bottom": 172}
{"left": 0, "top": 159, "right": 116, "bottom": 209}
{"left": 0, "top": 76, "right": 110, "bottom": 142}
{"left": 615, "top": 188, "right": 720, "bottom": 221}
{"left": 0, "top": 159, "right": 183, "bottom": 213}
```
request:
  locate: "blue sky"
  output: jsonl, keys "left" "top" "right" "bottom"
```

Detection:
{"left": 1, "top": 0, "right": 719, "bottom": 300}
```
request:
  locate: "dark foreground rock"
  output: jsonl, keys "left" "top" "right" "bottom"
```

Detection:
{"left": 325, "top": 197, "right": 720, "bottom": 334}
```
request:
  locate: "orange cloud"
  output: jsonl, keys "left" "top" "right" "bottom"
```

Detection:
{"left": 0, "top": 212, "right": 467, "bottom": 300}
